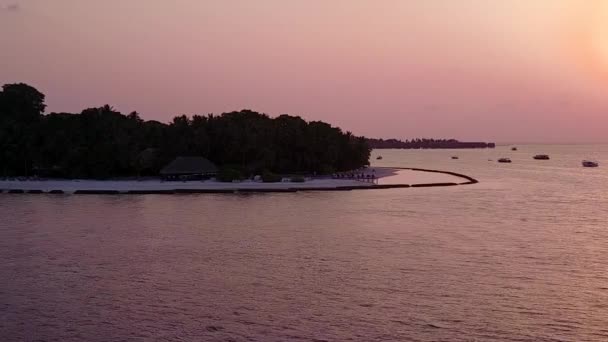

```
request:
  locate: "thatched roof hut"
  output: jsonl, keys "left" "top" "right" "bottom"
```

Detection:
{"left": 160, "top": 157, "right": 218, "bottom": 178}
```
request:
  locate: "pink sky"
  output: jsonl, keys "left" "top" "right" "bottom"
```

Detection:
{"left": 1, "top": 0, "right": 608, "bottom": 143}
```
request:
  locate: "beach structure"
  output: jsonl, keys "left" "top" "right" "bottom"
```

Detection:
{"left": 160, "top": 157, "right": 218, "bottom": 181}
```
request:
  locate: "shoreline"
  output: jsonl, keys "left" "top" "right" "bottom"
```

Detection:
{"left": 0, "top": 167, "right": 477, "bottom": 195}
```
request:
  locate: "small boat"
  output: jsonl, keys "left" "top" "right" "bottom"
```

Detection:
{"left": 533, "top": 154, "right": 550, "bottom": 160}
{"left": 511, "top": 147, "right": 518, "bottom": 151}
{"left": 582, "top": 160, "right": 599, "bottom": 167}
{"left": 376, "top": 156, "right": 383, "bottom": 160}
{"left": 451, "top": 156, "right": 459, "bottom": 160}
{"left": 498, "top": 158, "right": 512, "bottom": 163}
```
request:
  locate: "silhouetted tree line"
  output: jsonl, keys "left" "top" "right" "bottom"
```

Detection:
{"left": 0, "top": 83, "right": 371, "bottom": 178}
{"left": 367, "top": 138, "right": 495, "bottom": 149}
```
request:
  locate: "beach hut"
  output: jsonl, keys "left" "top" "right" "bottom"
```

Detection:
{"left": 160, "top": 157, "right": 218, "bottom": 181}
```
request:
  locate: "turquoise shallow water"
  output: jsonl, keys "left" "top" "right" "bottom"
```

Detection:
{"left": 1, "top": 144, "right": 607, "bottom": 341}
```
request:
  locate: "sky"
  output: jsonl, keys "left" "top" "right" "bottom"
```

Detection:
{"left": 1, "top": 0, "right": 608, "bottom": 143}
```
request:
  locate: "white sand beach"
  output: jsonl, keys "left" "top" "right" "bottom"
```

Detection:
{"left": 377, "top": 169, "right": 468, "bottom": 185}
{"left": 0, "top": 178, "right": 365, "bottom": 193}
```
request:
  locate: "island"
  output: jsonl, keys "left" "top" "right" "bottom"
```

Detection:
{"left": 0, "top": 83, "right": 478, "bottom": 194}
{"left": 367, "top": 138, "right": 495, "bottom": 149}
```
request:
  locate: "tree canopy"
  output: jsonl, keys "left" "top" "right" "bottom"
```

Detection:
{"left": 0, "top": 83, "right": 370, "bottom": 178}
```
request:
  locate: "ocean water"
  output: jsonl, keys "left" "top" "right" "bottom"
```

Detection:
{"left": 1, "top": 144, "right": 607, "bottom": 342}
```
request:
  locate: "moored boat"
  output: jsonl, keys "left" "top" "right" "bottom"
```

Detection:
{"left": 376, "top": 156, "right": 383, "bottom": 160}
{"left": 498, "top": 158, "right": 512, "bottom": 163}
{"left": 533, "top": 154, "right": 550, "bottom": 160}
{"left": 582, "top": 160, "right": 599, "bottom": 167}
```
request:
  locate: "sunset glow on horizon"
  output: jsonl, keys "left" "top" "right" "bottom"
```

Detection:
{"left": 2, "top": 0, "right": 608, "bottom": 143}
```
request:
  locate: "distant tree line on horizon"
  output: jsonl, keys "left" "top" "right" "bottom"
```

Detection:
{"left": 366, "top": 138, "right": 495, "bottom": 149}
{"left": 0, "top": 83, "right": 371, "bottom": 179}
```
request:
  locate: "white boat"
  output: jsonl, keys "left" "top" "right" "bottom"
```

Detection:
{"left": 582, "top": 160, "right": 599, "bottom": 167}
{"left": 498, "top": 158, "right": 512, "bottom": 163}
{"left": 533, "top": 154, "right": 550, "bottom": 160}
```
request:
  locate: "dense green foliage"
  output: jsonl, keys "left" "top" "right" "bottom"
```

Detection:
{"left": 261, "top": 171, "right": 282, "bottom": 183}
{"left": 217, "top": 167, "right": 243, "bottom": 183}
{"left": 0, "top": 83, "right": 371, "bottom": 178}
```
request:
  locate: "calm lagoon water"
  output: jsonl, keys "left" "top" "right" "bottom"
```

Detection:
{"left": 1, "top": 145, "right": 607, "bottom": 341}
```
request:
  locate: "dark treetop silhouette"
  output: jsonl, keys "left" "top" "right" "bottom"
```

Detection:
{"left": 0, "top": 83, "right": 371, "bottom": 179}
